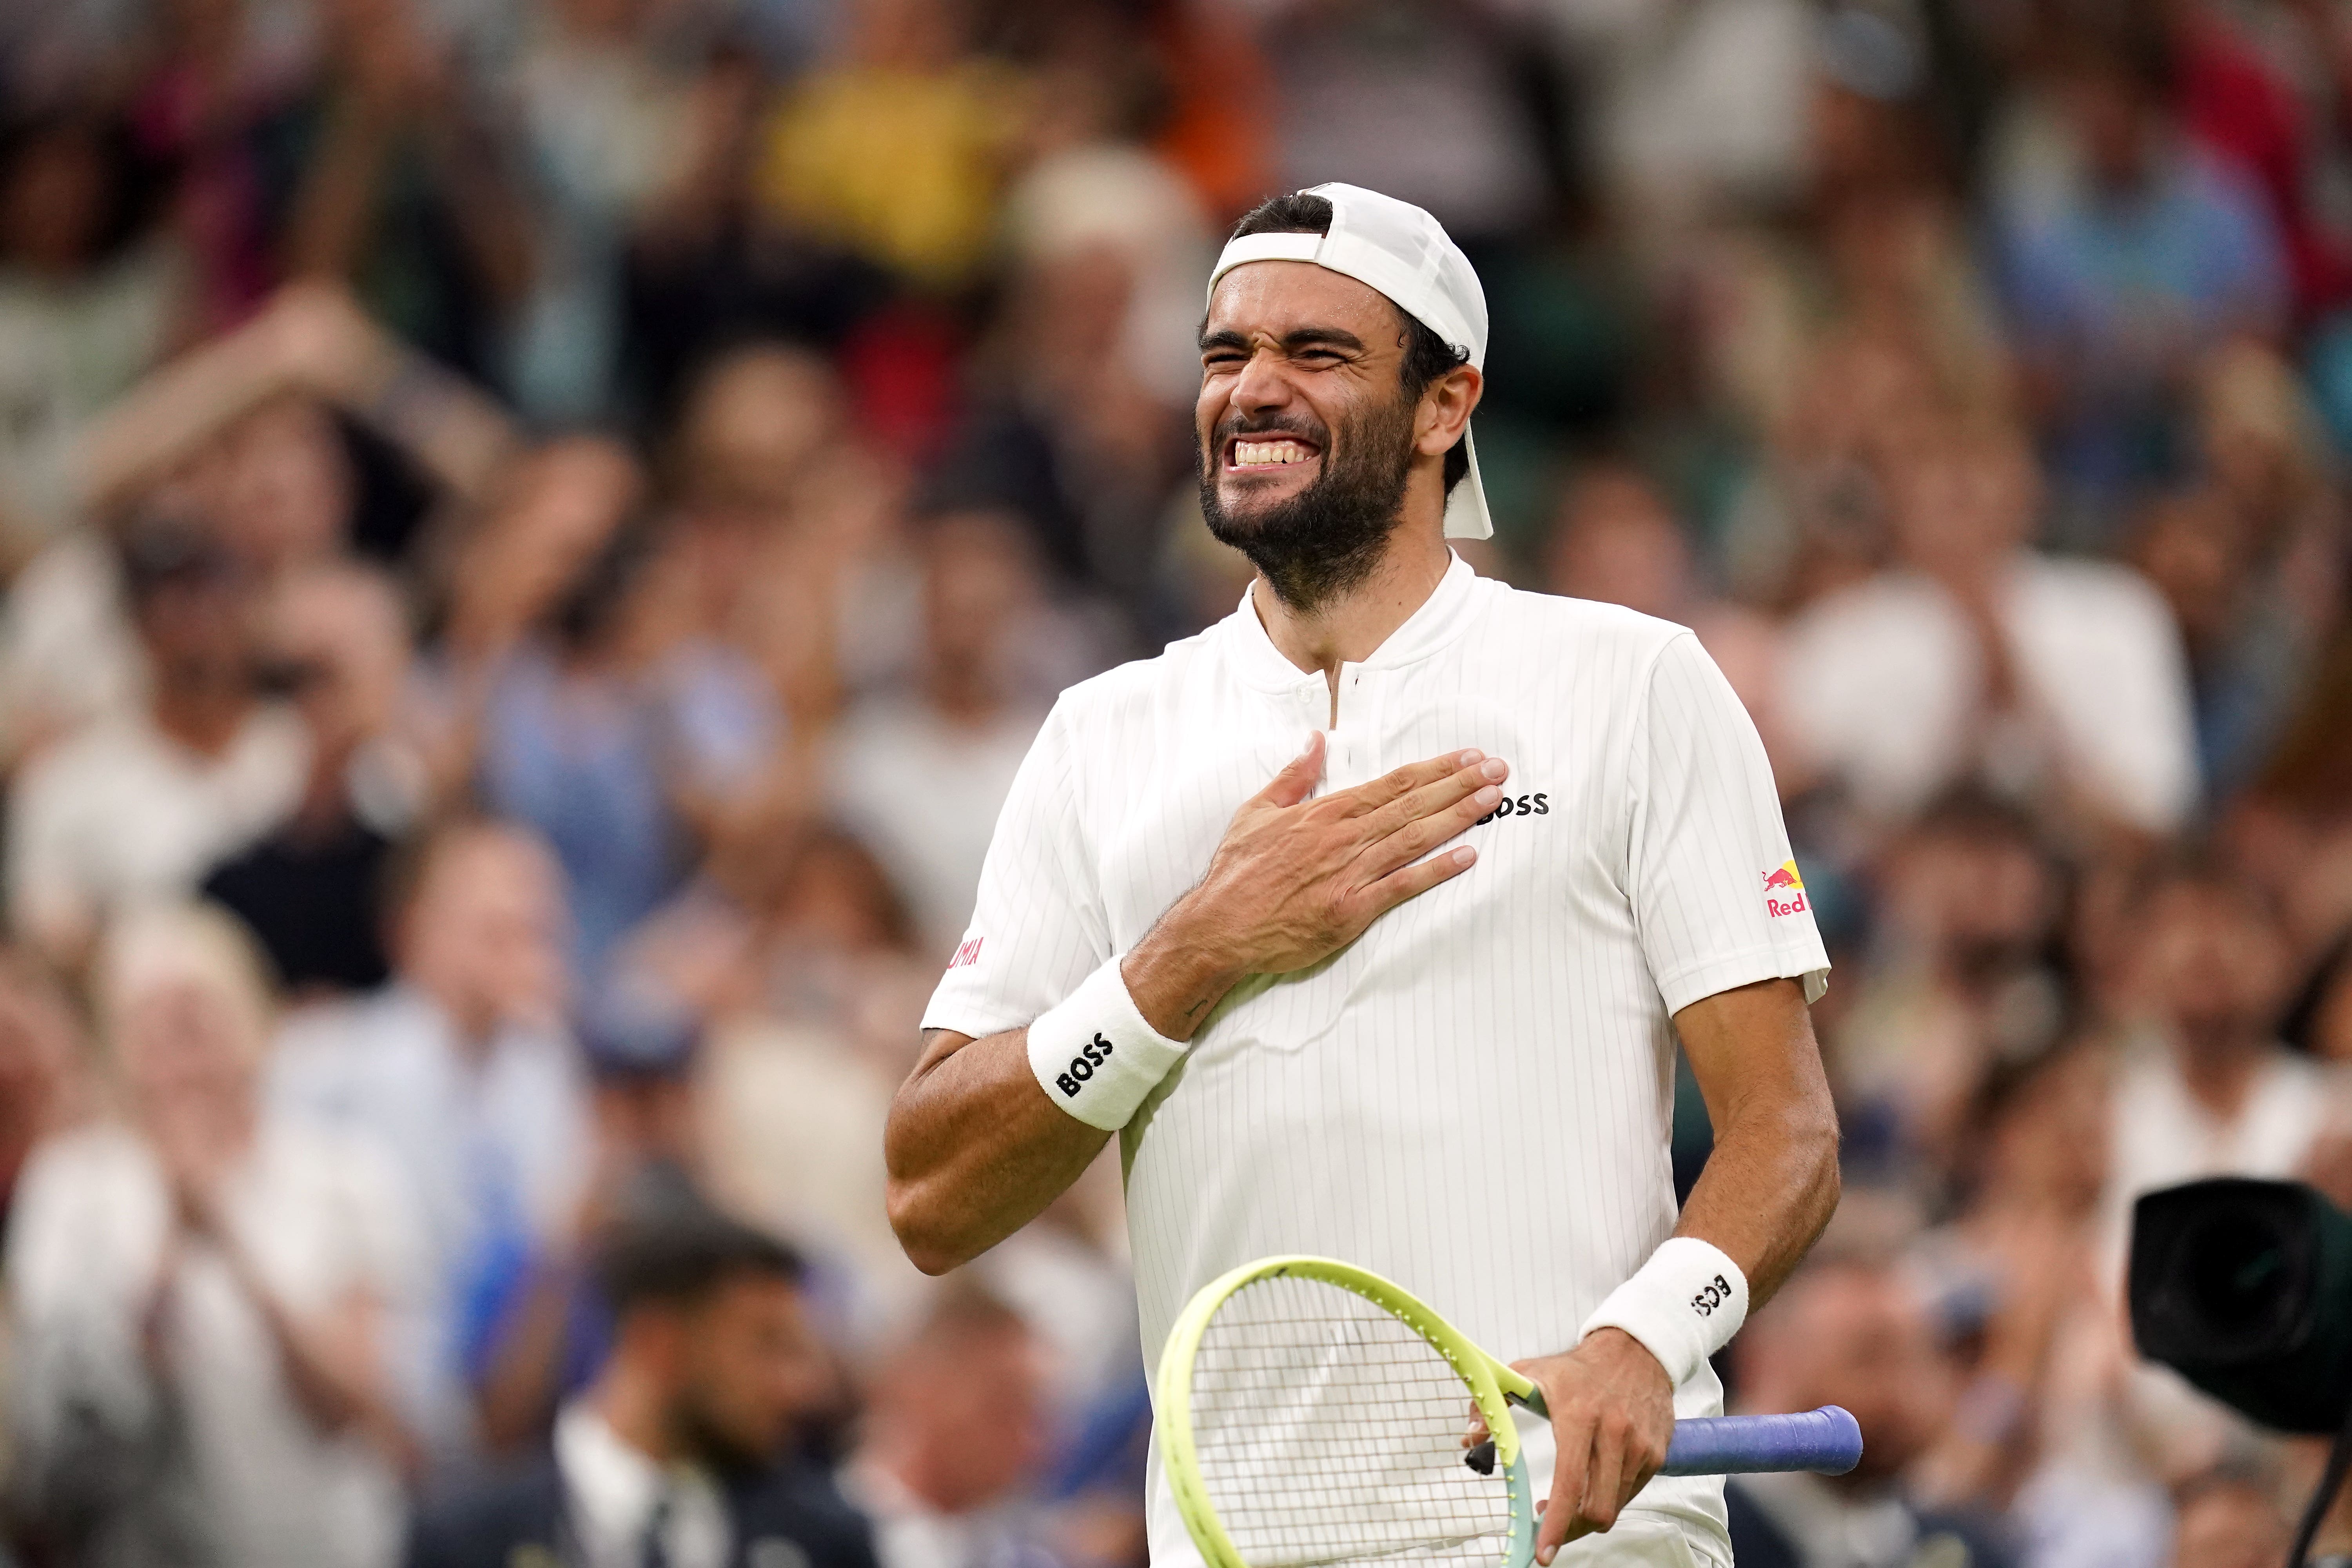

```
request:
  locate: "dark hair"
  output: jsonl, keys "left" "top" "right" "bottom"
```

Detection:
{"left": 595, "top": 1207, "right": 806, "bottom": 1318}
{"left": 1227, "top": 192, "right": 1472, "bottom": 494}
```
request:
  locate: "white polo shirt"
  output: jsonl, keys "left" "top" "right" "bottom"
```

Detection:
{"left": 924, "top": 555, "right": 1828, "bottom": 1566}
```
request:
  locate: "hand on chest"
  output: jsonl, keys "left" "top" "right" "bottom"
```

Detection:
{"left": 1094, "top": 690, "right": 1591, "bottom": 950}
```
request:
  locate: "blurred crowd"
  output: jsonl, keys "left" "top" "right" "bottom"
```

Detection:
{"left": 3, "top": 0, "right": 2352, "bottom": 1564}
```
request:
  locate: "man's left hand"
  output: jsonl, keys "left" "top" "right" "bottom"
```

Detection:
{"left": 1512, "top": 1328, "right": 1675, "bottom": 1562}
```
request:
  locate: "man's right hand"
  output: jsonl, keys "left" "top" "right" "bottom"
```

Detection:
{"left": 1123, "top": 735, "right": 1507, "bottom": 1038}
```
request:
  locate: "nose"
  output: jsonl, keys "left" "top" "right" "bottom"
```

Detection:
{"left": 1229, "top": 345, "right": 1292, "bottom": 418}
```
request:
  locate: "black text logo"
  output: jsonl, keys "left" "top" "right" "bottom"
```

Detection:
{"left": 1475, "top": 792, "right": 1549, "bottom": 826}
{"left": 1690, "top": 1274, "right": 1733, "bottom": 1317}
{"left": 1054, "top": 1033, "right": 1115, "bottom": 1096}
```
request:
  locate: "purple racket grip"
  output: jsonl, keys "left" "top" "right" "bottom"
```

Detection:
{"left": 1657, "top": 1405, "right": 1862, "bottom": 1476}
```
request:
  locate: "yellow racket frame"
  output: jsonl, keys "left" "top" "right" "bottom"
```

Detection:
{"left": 1156, "top": 1255, "right": 1543, "bottom": 1568}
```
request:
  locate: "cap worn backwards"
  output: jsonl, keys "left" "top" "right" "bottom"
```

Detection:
{"left": 1206, "top": 183, "right": 1493, "bottom": 541}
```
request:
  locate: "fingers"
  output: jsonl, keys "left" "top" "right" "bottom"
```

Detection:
{"left": 1538, "top": 1409, "right": 1592, "bottom": 1565}
{"left": 1577, "top": 1434, "right": 1627, "bottom": 1540}
{"left": 1363, "top": 752, "right": 1509, "bottom": 841}
{"left": 1357, "top": 775, "right": 1506, "bottom": 882}
{"left": 1343, "top": 748, "right": 1493, "bottom": 815}
{"left": 1253, "top": 731, "right": 1327, "bottom": 809}
{"left": 1361, "top": 842, "right": 1477, "bottom": 918}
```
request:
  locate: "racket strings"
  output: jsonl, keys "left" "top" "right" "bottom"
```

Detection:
{"left": 1185, "top": 1275, "right": 1515, "bottom": 1567}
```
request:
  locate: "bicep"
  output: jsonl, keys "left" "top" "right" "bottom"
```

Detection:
{"left": 1672, "top": 977, "right": 1833, "bottom": 1132}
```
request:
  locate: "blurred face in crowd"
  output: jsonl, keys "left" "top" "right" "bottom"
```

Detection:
{"left": 678, "top": 346, "right": 842, "bottom": 510}
{"left": 918, "top": 511, "right": 1039, "bottom": 711}
{"left": 129, "top": 541, "right": 258, "bottom": 695}
{"left": 1738, "top": 1263, "right": 1955, "bottom": 1485}
{"left": 2140, "top": 878, "right": 2290, "bottom": 1056}
{"left": 104, "top": 917, "right": 273, "bottom": 1168}
{"left": 1886, "top": 815, "right": 2060, "bottom": 983}
{"left": 655, "top": 1272, "right": 832, "bottom": 1472}
{"left": 1890, "top": 433, "right": 2038, "bottom": 584}
{"left": 1981, "top": 1047, "right": 2111, "bottom": 1216}
{"left": 1197, "top": 261, "right": 1466, "bottom": 610}
{"left": 2171, "top": 1476, "right": 2289, "bottom": 1568}
{"left": 265, "top": 564, "right": 411, "bottom": 757}
{"left": 396, "top": 828, "right": 569, "bottom": 1038}
{"left": 877, "top": 1312, "right": 1050, "bottom": 1513}
{"left": 1543, "top": 468, "right": 1689, "bottom": 620}
{"left": 0, "top": 121, "right": 108, "bottom": 276}
{"left": 209, "top": 399, "right": 354, "bottom": 574}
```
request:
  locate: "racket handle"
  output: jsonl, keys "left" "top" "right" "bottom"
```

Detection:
{"left": 1659, "top": 1406, "right": 1862, "bottom": 1476}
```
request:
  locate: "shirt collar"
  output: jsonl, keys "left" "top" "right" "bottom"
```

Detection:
{"left": 1221, "top": 551, "right": 1481, "bottom": 693}
{"left": 555, "top": 1403, "right": 728, "bottom": 1568}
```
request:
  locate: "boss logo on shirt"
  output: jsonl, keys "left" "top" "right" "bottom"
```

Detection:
{"left": 1475, "top": 792, "right": 1548, "bottom": 826}
{"left": 1762, "top": 859, "right": 1808, "bottom": 918}
{"left": 1055, "top": 1033, "right": 1115, "bottom": 1096}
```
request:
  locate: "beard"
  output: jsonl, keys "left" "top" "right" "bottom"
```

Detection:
{"left": 1198, "top": 388, "right": 1417, "bottom": 614}
{"left": 670, "top": 1389, "right": 776, "bottom": 1479}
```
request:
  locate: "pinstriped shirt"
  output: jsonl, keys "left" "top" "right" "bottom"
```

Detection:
{"left": 923, "top": 554, "right": 1828, "bottom": 1565}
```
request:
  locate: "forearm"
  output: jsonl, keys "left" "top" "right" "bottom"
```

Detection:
{"left": 884, "top": 907, "right": 1245, "bottom": 1273}
{"left": 1671, "top": 978, "right": 1841, "bottom": 1312}
{"left": 1673, "top": 1089, "right": 1839, "bottom": 1310}
{"left": 885, "top": 1026, "right": 1112, "bottom": 1274}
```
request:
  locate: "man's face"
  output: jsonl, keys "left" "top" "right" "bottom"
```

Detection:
{"left": 2143, "top": 883, "right": 2288, "bottom": 1049}
{"left": 1195, "top": 261, "right": 1425, "bottom": 608}
{"left": 401, "top": 833, "right": 569, "bottom": 1030}
{"left": 896, "top": 1322, "right": 1049, "bottom": 1512}
{"left": 669, "top": 1274, "right": 832, "bottom": 1472}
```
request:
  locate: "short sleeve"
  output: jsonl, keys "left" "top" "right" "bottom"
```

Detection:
{"left": 1627, "top": 632, "right": 1829, "bottom": 1016}
{"left": 920, "top": 695, "right": 1110, "bottom": 1039}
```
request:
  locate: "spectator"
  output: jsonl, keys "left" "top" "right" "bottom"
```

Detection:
{"left": 1831, "top": 792, "right": 2070, "bottom": 1187}
{"left": 476, "top": 517, "right": 784, "bottom": 977}
{"left": 203, "top": 560, "right": 424, "bottom": 996}
{"left": 755, "top": 0, "right": 1024, "bottom": 291}
{"left": 502, "top": 0, "right": 697, "bottom": 422}
{"left": 1995, "top": 23, "right": 2289, "bottom": 535}
{"left": 1259, "top": 0, "right": 1552, "bottom": 242}
{"left": 1779, "top": 425, "right": 2200, "bottom": 840}
{"left": 823, "top": 512, "right": 1056, "bottom": 957}
{"left": 0, "top": 946, "right": 88, "bottom": 1249}
{"left": 405, "top": 1203, "right": 878, "bottom": 1568}
{"left": 1911, "top": 1044, "right": 2173, "bottom": 1568}
{"left": 277, "top": 0, "right": 534, "bottom": 389}
{"left": 2107, "top": 861, "right": 2346, "bottom": 1210}
{"left": 0, "top": 108, "right": 181, "bottom": 560}
{"left": 267, "top": 817, "right": 589, "bottom": 1465}
{"left": 1725, "top": 1256, "right": 2017, "bottom": 1568}
{"left": 7, "top": 903, "right": 420, "bottom": 1568}
{"left": 842, "top": 1282, "right": 1057, "bottom": 1568}
{"left": 5, "top": 519, "right": 308, "bottom": 969}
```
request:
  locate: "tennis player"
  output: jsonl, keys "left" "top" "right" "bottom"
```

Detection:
{"left": 886, "top": 184, "right": 1840, "bottom": 1568}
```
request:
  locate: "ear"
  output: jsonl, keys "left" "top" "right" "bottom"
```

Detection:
{"left": 1415, "top": 364, "right": 1483, "bottom": 459}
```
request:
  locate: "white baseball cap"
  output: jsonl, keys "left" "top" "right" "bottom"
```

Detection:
{"left": 1205, "top": 182, "right": 1492, "bottom": 541}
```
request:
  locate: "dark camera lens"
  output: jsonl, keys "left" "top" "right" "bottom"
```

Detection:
{"left": 2171, "top": 1199, "right": 2301, "bottom": 1354}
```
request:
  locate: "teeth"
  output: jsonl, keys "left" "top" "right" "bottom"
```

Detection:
{"left": 1235, "top": 441, "right": 1310, "bottom": 467}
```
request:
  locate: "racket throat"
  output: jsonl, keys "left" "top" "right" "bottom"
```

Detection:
{"left": 1466, "top": 1388, "right": 1546, "bottom": 1475}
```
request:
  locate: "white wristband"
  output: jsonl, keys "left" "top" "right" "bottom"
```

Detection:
{"left": 1578, "top": 1237, "right": 1749, "bottom": 1387}
{"left": 1026, "top": 956, "right": 1189, "bottom": 1131}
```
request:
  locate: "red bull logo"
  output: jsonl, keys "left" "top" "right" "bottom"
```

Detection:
{"left": 1762, "top": 860, "right": 1807, "bottom": 918}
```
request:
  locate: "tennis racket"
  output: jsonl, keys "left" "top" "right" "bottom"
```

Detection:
{"left": 1156, "top": 1255, "right": 1862, "bottom": 1568}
